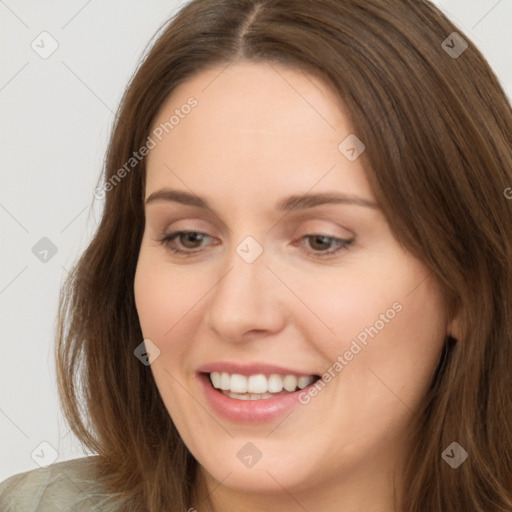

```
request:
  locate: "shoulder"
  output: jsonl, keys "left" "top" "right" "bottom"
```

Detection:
{"left": 0, "top": 456, "right": 120, "bottom": 512}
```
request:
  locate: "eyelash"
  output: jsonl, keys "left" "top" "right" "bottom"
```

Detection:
{"left": 155, "top": 231, "right": 353, "bottom": 258}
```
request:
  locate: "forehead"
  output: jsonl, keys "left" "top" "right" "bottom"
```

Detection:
{"left": 145, "top": 61, "right": 374, "bottom": 208}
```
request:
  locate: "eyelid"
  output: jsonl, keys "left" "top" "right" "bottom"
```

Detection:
{"left": 295, "top": 219, "right": 355, "bottom": 239}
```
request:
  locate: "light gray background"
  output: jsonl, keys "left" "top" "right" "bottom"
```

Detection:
{"left": 1, "top": 0, "right": 511, "bottom": 481}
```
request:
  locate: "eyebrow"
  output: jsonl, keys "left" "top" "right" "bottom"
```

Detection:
{"left": 145, "top": 188, "right": 378, "bottom": 211}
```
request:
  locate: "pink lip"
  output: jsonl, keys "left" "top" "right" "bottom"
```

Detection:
{"left": 197, "top": 361, "right": 316, "bottom": 377}
{"left": 197, "top": 373, "right": 314, "bottom": 423}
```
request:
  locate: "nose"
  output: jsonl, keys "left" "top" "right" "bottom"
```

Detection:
{"left": 205, "top": 242, "right": 287, "bottom": 343}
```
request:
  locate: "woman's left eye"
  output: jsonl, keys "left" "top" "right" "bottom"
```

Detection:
{"left": 156, "top": 231, "right": 353, "bottom": 257}
{"left": 299, "top": 234, "right": 353, "bottom": 256}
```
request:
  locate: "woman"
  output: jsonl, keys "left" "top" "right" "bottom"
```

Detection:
{"left": 1, "top": 0, "right": 511, "bottom": 510}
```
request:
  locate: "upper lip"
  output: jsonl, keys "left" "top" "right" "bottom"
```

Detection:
{"left": 197, "top": 362, "right": 319, "bottom": 377}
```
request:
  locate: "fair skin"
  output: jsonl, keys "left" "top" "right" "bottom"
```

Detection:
{"left": 134, "top": 61, "right": 459, "bottom": 512}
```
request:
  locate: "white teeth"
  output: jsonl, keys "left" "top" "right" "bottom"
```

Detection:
{"left": 220, "top": 372, "right": 231, "bottom": 391}
{"left": 298, "top": 375, "right": 315, "bottom": 389}
{"left": 227, "top": 391, "right": 275, "bottom": 400}
{"left": 230, "top": 373, "right": 248, "bottom": 393}
{"left": 229, "top": 392, "right": 251, "bottom": 400}
{"left": 210, "top": 371, "right": 221, "bottom": 389}
{"left": 267, "top": 374, "right": 283, "bottom": 393}
{"left": 209, "top": 371, "right": 316, "bottom": 399}
{"left": 248, "top": 374, "right": 267, "bottom": 394}
{"left": 283, "top": 375, "right": 298, "bottom": 392}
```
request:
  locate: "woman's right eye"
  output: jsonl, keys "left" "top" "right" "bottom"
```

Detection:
{"left": 156, "top": 231, "right": 213, "bottom": 255}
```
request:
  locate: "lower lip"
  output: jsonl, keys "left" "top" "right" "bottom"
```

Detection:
{"left": 198, "top": 373, "right": 311, "bottom": 423}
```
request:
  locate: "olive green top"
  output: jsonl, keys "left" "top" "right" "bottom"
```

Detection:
{"left": 0, "top": 456, "right": 124, "bottom": 511}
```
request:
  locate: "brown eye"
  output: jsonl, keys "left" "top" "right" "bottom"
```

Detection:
{"left": 307, "top": 235, "right": 334, "bottom": 251}
{"left": 301, "top": 235, "right": 353, "bottom": 257}
{"left": 158, "top": 231, "right": 212, "bottom": 254}
{"left": 176, "top": 232, "right": 207, "bottom": 249}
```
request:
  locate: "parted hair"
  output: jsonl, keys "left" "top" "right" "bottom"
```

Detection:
{"left": 56, "top": 0, "right": 512, "bottom": 510}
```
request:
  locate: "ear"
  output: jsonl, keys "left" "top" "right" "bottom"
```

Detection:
{"left": 447, "top": 308, "right": 461, "bottom": 341}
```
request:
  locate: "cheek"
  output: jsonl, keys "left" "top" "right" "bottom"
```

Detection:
{"left": 134, "top": 263, "right": 167, "bottom": 337}
{"left": 327, "top": 278, "right": 447, "bottom": 421}
{"left": 284, "top": 259, "right": 408, "bottom": 350}
{"left": 134, "top": 248, "right": 215, "bottom": 371}
{"left": 134, "top": 251, "right": 187, "bottom": 346}
{"left": 303, "top": 254, "right": 448, "bottom": 412}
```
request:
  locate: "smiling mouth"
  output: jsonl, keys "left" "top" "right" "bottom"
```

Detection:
{"left": 206, "top": 371, "right": 321, "bottom": 400}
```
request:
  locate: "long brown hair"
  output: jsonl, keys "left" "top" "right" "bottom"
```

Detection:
{"left": 56, "top": 1, "right": 512, "bottom": 510}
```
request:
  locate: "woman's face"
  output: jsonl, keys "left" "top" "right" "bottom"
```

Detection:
{"left": 134, "top": 61, "right": 456, "bottom": 505}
